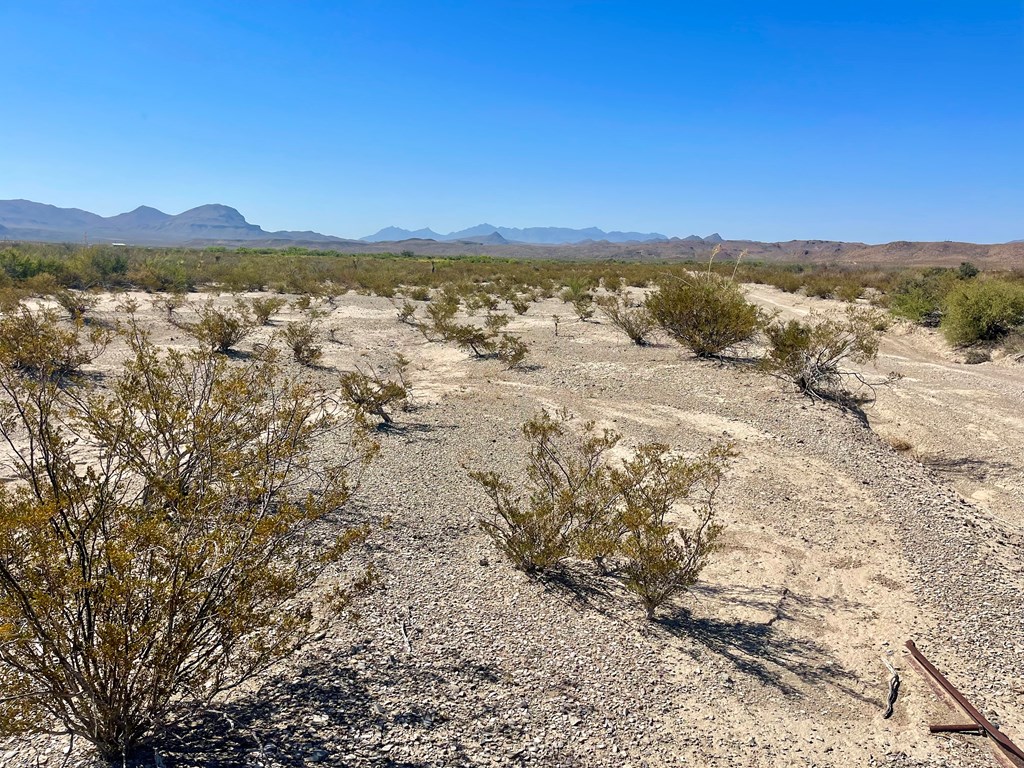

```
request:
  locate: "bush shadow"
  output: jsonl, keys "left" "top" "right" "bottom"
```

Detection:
{"left": 147, "top": 646, "right": 488, "bottom": 767}
{"left": 658, "top": 584, "right": 873, "bottom": 704}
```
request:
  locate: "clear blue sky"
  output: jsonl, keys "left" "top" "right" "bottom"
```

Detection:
{"left": 3, "top": 1, "right": 1023, "bottom": 243}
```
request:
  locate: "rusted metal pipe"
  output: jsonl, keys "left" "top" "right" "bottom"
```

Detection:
{"left": 930, "top": 724, "right": 986, "bottom": 735}
{"left": 905, "top": 640, "right": 1024, "bottom": 764}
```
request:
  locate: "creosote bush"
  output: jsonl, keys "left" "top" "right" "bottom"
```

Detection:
{"left": 596, "top": 293, "right": 655, "bottom": 346}
{"left": 54, "top": 288, "right": 99, "bottom": 321}
{"left": 180, "top": 298, "right": 255, "bottom": 353}
{"left": 415, "top": 295, "right": 530, "bottom": 367}
{"left": 249, "top": 295, "right": 287, "bottom": 325}
{"left": 470, "top": 410, "right": 731, "bottom": 618}
{"left": 646, "top": 272, "right": 763, "bottom": 357}
{"left": 560, "top": 279, "right": 595, "bottom": 321}
{"left": 0, "top": 306, "right": 108, "bottom": 381}
{"left": 941, "top": 278, "right": 1024, "bottom": 347}
{"left": 761, "top": 308, "right": 890, "bottom": 403}
{"left": 339, "top": 366, "right": 409, "bottom": 427}
{"left": 0, "top": 323, "right": 377, "bottom": 760}
{"left": 281, "top": 318, "right": 323, "bottom": 366}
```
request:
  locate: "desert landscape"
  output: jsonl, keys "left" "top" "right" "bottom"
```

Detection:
{"left": 0, "top": 267, "right": 1020, "bottom": 767}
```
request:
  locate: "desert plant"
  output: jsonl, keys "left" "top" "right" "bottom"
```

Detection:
{"left": 887, "top": 269, "right": 958, "bottom": 325}
{"left": 407, "top": 286, "right": 430, "bottom": 302}
{"left": 646, "top": 272, "right": 763, "bottom": 357}
{"left": 53, "top": 288, "right": 99, "bottom": 320}
{"left": 958, "top": 261, "right": 980, "bottom": 280}
{"left": 0, "top": 306, "right": 107, "bottom": 381}
{"left": 496, "top": 334, "right": 530, "bottom": 370}
{"left": 470, "top": 411, "right": 731, "bottom": 617}
{"left": 510, "top": 296, "right": 530, "bottom": 315}
{"left": 941, "top": 278, "right": 1024, "bottom": 347}
{"left": 396, "top": 300, "right": 417, "bottom": 325}
{"left": 761, "top": 308, "right": 890, "bottom": 402}
{"left": 470, "top": 410, "right": 619, "bottom": 574}
{"left": 560, "top": 278, "right": 596, "bottom": 321}
{"left": 338, "top": 367, "right": 408, "bottom": 427}
{"left": 180, "top": 299, "right": 255, "bottom": 353}
{"left": 0, "top": 326, "right": 376, "bottom": 760}
{"left": 612, "top": 443, "right": 729, "bottom": 619}
{"left": 249, "top": 295, "right": 287, "bottom": 325}
{"left": 596, "top": 293, "right": 655, "bottom": 345}
{"left": 152, "top": 292, "right": 187, "bottom": 320}
{"left": 281, "top": 318, "right": 323, "bottom": 366}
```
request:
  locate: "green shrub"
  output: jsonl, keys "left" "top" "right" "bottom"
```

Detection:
{"left": 646, "top": 272, "right": 763, "bottom": 357}
{"left": 887, "top": 269, "right": 958, "bottom": 325}
{"left": 560, "top": 281, "right": 594, "bottom": 321}
{"left": 941, "top": 278, "right": 1024, "bottom": 346}
{"left": 613, "top": 443, "right": 728, "bottom": 619}
{"left": 496, "top": 334, "right": 530, "bottom": 370}
{"left": 407, "top": 286, "right": 430, "bottom": 301}
{"left": 510, "top": 296, "right": 530, "bottom": 315}
{"left": 396, "top": 300, "right": 417, "bottom": 325}
{"left": 470, "top": 411, "right": 618, "bottom": 574}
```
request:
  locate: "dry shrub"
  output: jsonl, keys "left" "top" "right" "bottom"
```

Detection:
{"left": 249, "top": 295, "right": 287, "bottom": 325}
{"left": 470, "top": 410, "right": 731, "bottom": 618}
{"left": 152, "top": 292, "right": 187, "bottom": 319}
{"left": 510, "top": 296, "right": 530, "bottom": 315}
{"left": 762, "top": 308, "right": 891, "bottom": 403}
{"left": 0, "top": 325, "right": 376, "bottom": 760}
{"left": 596, "top": 293, "right": 655, "bottom": 345}
{"left": 180, "top": 299, "right": 255, "bottom": 353}
{"left": 887, "top": 436, "right": 913, "bottom": 452}
{"left": 0, "top": 306, "right": 108, "bottom": 381}
{"left": 53, "top": 288, "right": 99, "bottom": 321}
{"left": 281, "top": 318, "right": 323, "bottom": 366}
{"left": 339, "top": 367, "right": 408, "bottom": 427}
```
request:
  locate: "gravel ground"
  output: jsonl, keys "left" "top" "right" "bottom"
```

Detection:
{"left": 1, "top": 289, "right": 1021, "bottom": 768}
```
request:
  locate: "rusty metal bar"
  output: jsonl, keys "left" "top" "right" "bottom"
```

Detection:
{"left": 930, "top": 724, "right": 986, "bottom": 734}
{"left": 906, "top": 640, "right": 1024, "bottom": 763}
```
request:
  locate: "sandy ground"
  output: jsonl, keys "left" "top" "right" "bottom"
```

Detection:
{"left": 1, "top": 287, "right": 1022, "bottom": 768}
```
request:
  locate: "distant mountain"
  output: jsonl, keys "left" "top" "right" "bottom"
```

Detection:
{"left": 363, "top": 226, "right": 446, "bottom": 241}
{"left": 0, "top": 200, "right": 346, "bottom": 245}
{"left": 449, "top": 231, "right": 509, "bottom": 245}
{"left": 362, "top": 223, "right": 669, "bottom": 244}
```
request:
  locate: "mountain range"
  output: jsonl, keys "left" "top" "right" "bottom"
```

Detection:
{"left": 0, "top": 200, "right": 692, "bottom": 246}
{"left": 0, "top": 200, "right": 346, "bottom": 246}
{"left": 362, "top": 223, "right": 676, "bottom": 244}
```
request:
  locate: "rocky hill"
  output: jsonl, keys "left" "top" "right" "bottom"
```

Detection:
{"left": 0, "top": 200, "right": 346, "bottom": 246}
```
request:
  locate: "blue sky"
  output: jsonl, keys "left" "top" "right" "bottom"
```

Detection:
{"left": 3, "top": 1, "right": 1023, "bottom": 242}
